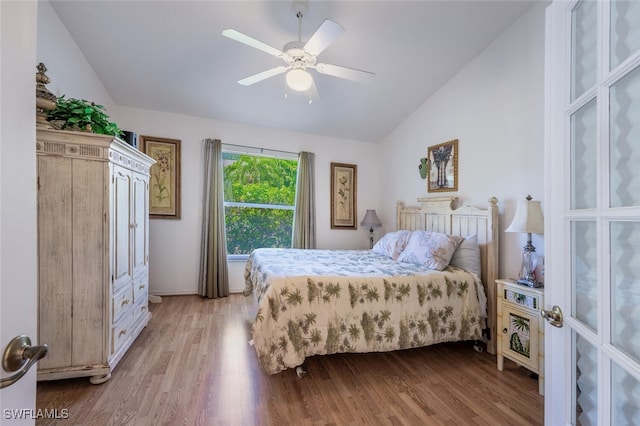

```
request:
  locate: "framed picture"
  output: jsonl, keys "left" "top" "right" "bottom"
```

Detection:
{"left": 427, "top": 139, "right": 458, "bottom": 193}
{"left": 139, "top": 135, "right": 181, "bottom": 219}
{"left": 330, "top": 162, "right": 357, "bottom": 229}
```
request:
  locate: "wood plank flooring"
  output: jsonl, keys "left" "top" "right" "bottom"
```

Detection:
{"left": 36, "top": 295, "right": 543, "bottom": 425}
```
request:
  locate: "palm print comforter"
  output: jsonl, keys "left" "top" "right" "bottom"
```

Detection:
{"left": 244, "top": 248, "right": 487, "bottom": 375}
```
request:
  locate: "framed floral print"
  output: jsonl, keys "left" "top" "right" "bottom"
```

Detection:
{"left": 140, "top": 135, "right": 181, "bottom": 219}
{"left": 330, "top": 162, "right": 357, "bottom": 229}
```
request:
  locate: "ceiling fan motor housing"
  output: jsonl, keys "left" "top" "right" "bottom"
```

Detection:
{"left": 283, "top": 41, "right": 316, "bottom": 69}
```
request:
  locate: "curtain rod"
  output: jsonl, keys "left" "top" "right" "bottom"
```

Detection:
{"left": 221, "top": 142, "right": 298, "bottom": 157}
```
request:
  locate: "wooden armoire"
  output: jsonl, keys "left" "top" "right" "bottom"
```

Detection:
{"left": 36, "top": 128, "right": 155, "bottom": 384}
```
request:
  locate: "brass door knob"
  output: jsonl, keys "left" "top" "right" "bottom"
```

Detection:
{"left": 1, "top": 335, "right": 48, "bottom": 389}
{"left": 541, "top": 305, "right": 564, "bottom": 328}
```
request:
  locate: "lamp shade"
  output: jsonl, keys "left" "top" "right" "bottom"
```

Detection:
{"left": 360, "top": 209, "right": 382, "bottom": 228}
{"left": 506, "top": 196, "right": 544, "bottom": 234}
{"left": 286, "top": 68, "right": 313, "bottom": 92}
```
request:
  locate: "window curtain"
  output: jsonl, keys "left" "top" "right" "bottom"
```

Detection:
{"left": 198, "top": 138, "right": 229, "bottom": 298}
{"left": 292, "top": 151, "right": 316, "bottom": 249}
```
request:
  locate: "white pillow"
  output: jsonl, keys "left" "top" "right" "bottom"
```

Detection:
{"left": 372, "top": 230, "right": 412, "bottom": 260}
{"left": 449, "top": 234, "right": 481, "bottom": 276}
{"left": 397, "top": 231, "right": 463, "bottom": 271}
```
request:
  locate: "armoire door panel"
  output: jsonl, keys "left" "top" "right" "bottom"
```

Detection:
{"left": 113, "top": 166, "right": 132, "bottom": 289}
{"left": 37, "top": 155, "right": 73, "bottom": 370}
{"left": 71, "top": 159, "right": 105, "bottom": 365}
{"left": 132, "top": 174, "right": 148, "bottom": 276}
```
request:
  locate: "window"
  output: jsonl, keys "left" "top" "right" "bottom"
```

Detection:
{"left": 222, "top": 150, "right": 298, "bottom": 258}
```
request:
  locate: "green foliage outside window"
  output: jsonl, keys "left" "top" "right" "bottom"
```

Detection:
{"left": 223, "top": 153, "right": 298, "bottom": 254}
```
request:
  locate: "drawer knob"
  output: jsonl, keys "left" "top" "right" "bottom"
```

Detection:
{"left": 118, "top": 329, "right": 127, "bottom": 337}
{"left": 503, "top": 328, "right": 508, "bottom": 334}
{"left": 121, "top": 299, "right": 129, "bottom": 307}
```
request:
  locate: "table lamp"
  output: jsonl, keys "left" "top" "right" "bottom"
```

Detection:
{"left": 506, "top": 195, "right": 544, "bottom": 287}
{"left": 360, "top": 209, "right": 382, "bottom": 249}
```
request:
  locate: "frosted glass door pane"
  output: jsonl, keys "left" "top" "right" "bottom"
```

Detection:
{"left": 610, "top": 221, "right": 640, "bottom": 362}
{"left": 611, "top": 0, "right": 640, "bottom": 69}
{"left": 571, "top": 100, "right": 597, "bottom": 209}
{"left": 610, "top": 66, "right": 640, "bottom": 207}
{"left": 574, "top": 331, "right": 598, "bottom": 426}
{"left": 571, "top": 0, "right": 597, "bottom": 100}
{"left": 612, "top": 362, "right": 640, "bottom": 425}
{"left": 572, "top": 221, "right": 597, "bottom": 330}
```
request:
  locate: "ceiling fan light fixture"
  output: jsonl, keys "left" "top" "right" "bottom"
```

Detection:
{"left": 286, "top": 68, "right": 313, "bottom": 92}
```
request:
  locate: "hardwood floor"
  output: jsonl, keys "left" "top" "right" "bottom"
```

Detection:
{"left": 37, "top": 295, "right": 543, "bottom": 425}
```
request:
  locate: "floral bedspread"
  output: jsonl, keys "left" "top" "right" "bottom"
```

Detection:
{"left": 244, "top": 248, "right": 487, "bottom": 375}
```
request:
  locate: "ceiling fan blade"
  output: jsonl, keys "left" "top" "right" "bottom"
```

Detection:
{"left": 315, "top": 63, "right": 375, "bottom": 84}
{"left": 222, "top": 29, "right": 283, "bottom": 58}
{"left": 303, "top": 19, "right": 344, "bottom": 56}
{"left": 238, "top": 66, "right": 287, "bottom": 86}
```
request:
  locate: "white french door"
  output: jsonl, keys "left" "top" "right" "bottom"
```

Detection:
{"left": 545, "top": 0, "right": 640, "bottom": 424}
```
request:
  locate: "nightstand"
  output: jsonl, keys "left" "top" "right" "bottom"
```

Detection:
{"left": 496, "top": 278, "right": 544, "bottom": 395}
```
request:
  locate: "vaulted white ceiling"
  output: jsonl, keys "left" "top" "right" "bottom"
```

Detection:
{"left": 50, "top": 1, "right": 537, "bottom": 143}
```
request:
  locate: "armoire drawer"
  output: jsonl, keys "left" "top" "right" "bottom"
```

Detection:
{"left": 112, "top": 284, "right": 133, "bottom": 323}
{"left": 133, "top": 279, "right": 148, "bottom": 305}
{"left": 112, "top": 311, "right": 133, "bottom": 354}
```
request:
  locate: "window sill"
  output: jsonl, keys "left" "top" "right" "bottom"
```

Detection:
{"left": 227, "top": 254, "right": 249, "bottom": 262}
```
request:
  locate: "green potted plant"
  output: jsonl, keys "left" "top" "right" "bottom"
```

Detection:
{"left": 46, "top": 95, "right": 124, "bottom": 138}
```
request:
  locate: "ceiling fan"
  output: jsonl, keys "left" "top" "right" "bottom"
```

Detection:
{"left": 222, "top": 2, "right": 375, "bottom": 93}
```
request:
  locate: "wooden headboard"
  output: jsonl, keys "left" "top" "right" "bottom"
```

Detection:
{"left": 396, "top": 196, "right": 499, "bottom": 354}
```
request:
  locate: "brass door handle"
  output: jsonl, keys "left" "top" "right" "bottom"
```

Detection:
{"left": 541, "top": 305, "right": 564, "bottom": 328}
{"left": 1, "top": 335, "right": 48, "bottom": 389}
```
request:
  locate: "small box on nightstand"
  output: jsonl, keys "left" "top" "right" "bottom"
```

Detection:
{"left": 496, "top": 278, "right": 544, "bottom": 395}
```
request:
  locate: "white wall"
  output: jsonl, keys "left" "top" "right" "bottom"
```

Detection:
{"left": 380, "top": 2, "right": 548, "bottom": 281}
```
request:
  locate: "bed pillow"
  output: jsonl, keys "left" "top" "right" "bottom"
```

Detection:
{"left": 449, "top": 234, "right": 481, "bottom": 276}
{"left": 396, "top": 231, "right": 463, "bottom": 270}
{"left": 372, "top": 230, "right": 412, "bottom": 260}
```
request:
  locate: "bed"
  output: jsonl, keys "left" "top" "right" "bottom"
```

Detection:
{"left": 244, "top": 196, "right": 499, "bottom": 375}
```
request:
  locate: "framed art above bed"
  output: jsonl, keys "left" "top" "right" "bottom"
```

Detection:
{"left": 244, "top": 196, "right": 499, "bottom": 375}
{"left": 427, "top": 139, "right": 458, "bottom": 193}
